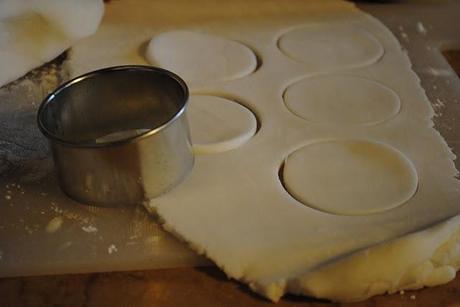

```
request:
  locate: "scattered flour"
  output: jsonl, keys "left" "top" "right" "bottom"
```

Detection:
{"left": 58, "top": 241, "right": 72, "bottom": 250}
{"left": 416, "top": 22, "right": 427, "bottom": 35}
{"left": 435, "top": 98, "right": 446, "bottom": 108}
{"left": 397, "top": 25, "right": 409, "bottom": 41}
{"left": 433, "top": 98, "right": 446, "bottom": 117}
{"left": 145, "top": 235, "right": 161, "bottom": 245}
{"left": 425, "top": 67, "right": 453, "bottom": 77}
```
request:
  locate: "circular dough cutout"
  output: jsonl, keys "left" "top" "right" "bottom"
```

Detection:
{"left": 284, "top": 75, "right": 400, "bottom": 125}
{"left": 146, "top": 31, "right": 257, "bottom": 83}
{"left": 282, "top": 140, "right": 418, "bottom": 215}
{"left": 278, "top": 25, "right": 383, "bottom": 71}
{"left": 188, "top": 95, "right": 257, "bottom": 154}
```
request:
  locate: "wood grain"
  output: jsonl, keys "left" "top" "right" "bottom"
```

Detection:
{"left": 1, "top": 266, "right": 460, "bottom": 306}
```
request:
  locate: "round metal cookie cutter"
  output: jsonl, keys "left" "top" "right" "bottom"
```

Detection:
{"left": 37, "top": 65, "right": 194, "bottom": 207}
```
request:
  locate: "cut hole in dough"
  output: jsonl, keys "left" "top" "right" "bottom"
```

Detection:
{"left": 278, "top": 25, "right": 383, "bottom": 71}
{"left": 146, "top": 31, "right": 257, "bottom": 83}
{"left": 188, "top": 95, "right": 257, "bottom": 154}
{"left": 283, "top": 75, "right": 400, "bottom": 125}
{"left": 282, "top": 140, "right": 418, "bottom": 215}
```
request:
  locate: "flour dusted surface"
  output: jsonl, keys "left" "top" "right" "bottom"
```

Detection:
{"left": 1, "top": 0, "right": 458, "bottom": 302}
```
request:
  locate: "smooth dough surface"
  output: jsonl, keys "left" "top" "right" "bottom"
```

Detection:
{"left": 284, "top": 75, "right": 400, "bottom": 125}
{"left": 283, "top": 140, "right": 418, "bottom": 215}
{"left": 278, "top": 25, "right": 383, "bottom": 72}
{"left": 146, "top": 31, "right": 257, "bottom": 84}
{"left": 61, "top": 0, "right": 460, "bottom": 303}
{"left": 143, "top": 4, "right": 460, "bottom": 303}
{"left": 0, "top": 0, "right": 104, "bottom": 87}
{"left": 188, "top": 95, "right": 257, "bottom": 154}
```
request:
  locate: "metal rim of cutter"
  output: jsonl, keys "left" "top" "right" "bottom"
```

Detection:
{"left": 36, "top": 65, "right": 194, "bottom": 206}
{"left": 37, "top": 65, "right": 189, "bottom": 148}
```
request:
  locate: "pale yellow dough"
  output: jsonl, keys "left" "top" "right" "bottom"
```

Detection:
{"left": 283, "top": 75, "right": 401, "bottom": 125}
{"left": 188, "top": 95, "right": 257, "bottom": 154}
{"left": 0, "top": 0, "right": 104, "bottom": 87}
{"left": 63, "top": 0, "right": 460, "bottom": 302}
{"left": 282, "top": 140, "right": 418, "bottom": 215}
{"left": 278, "top": 25, "right": 383, "bottom": 72}
{"left": 146, "top": 30, "right": 257, "bottom": 84}
{"left": 144, "top": 5, "right": 460, "bottom": 303}
{"left": 288, "top": 214, "right": 460, "bottom": 302}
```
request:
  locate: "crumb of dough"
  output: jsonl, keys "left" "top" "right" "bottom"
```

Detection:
{"left": 82, "top": 225, "right": 98, "bottom": 233}
{"left": 108, "top": 244, "right": 118, "bottom": 254}
{"left": 45, "top": 216, "right": 63, "bottom": 233}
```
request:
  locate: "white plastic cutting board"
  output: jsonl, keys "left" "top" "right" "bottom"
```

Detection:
{"left": 0, "top": 0, "right": 459, "bottom": 277}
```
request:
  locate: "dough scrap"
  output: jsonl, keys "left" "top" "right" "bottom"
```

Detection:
{"left": 278, "top": 24, "right": 384, "bottom": 72}
{"left": 145, "top": 31, "right": 257, "bottom": 84}
{"left": 290, "top": 214, "right": 460, "bottom": 302}
{"left": 284, "top": 75, "right": 400, "bottom": 125}
{"left": 282, "top": 140, "right": 418, "bottom": 215}
{"left": 0, "top": 0, "right": 104, "bottom": 87}
{"left": 188, "top": 95, "right": 257, "bottom": 154}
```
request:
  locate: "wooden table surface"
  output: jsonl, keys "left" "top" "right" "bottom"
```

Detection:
{"left": 0, "top": 266, "right": 460, "bottom": 306}
{"left": 1, "top": 2, "right": 460, "bottom": 307}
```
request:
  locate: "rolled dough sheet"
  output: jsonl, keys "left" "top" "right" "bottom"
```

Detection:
{"left": 278, "top": 24, "right": 384, "bottom": 72}
{"left": 282, "top": 140, "right": 418, "bottom": 216}
{"left": 146, "top": 30, "right": 257, "bottom": 85}
{"left": 188, "top": 95, "right": 257, "bottom": 154}
{"left": 62, "top": 0, "right": 460, "bottom": 302}
{"left": 283, "top": 74, "right": 401, "bottom": 125}
{"left": 140, "top": 3, "right": 460, "bottom": 304}
{"left": 0, "top": 0, "right": 104, "bottom": 87}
